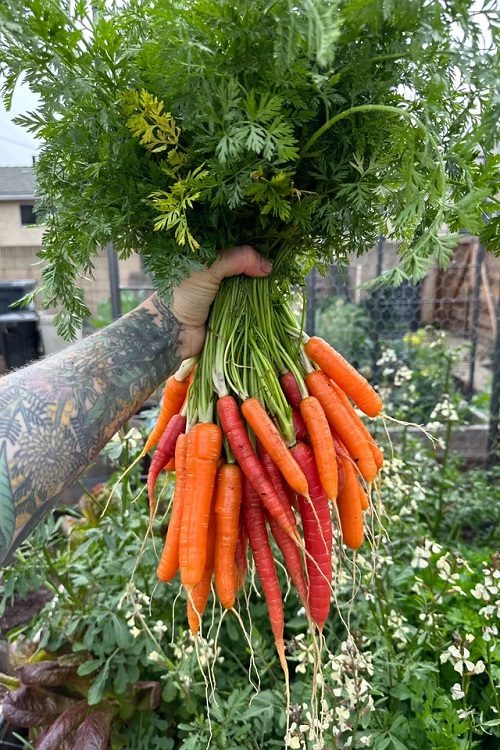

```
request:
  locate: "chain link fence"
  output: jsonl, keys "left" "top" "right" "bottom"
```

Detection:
{"left": 306, "top": 235, "right": 500, "bottom": 469}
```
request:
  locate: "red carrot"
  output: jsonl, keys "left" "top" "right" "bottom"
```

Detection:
{"left": 217, "top": 395, "right": 296, "bottom": 537}
{"left": 242, "top": 477, "right": 288, "bottom": 675}
{"left": 291, "top": 442, "right": 333, "bottom": 631}
{"left": 147, "top": 413, "right": 186, "bottom": 520}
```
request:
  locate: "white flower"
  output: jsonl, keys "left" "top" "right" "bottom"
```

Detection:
{"left": 358, "top": 736, "right": 372, "bottom": 747}
{"left": 451, "top": 683, "right": 465, "bottom": 700}
{"left": 457, "top": 708, "right": 475, "bottom": 720}
{"left": 483, "top": 625, "right": 498, "bottom": 641}
{"left": 440, "top": 645, "right": 475, "bottom": 675}
{"left": 153, "top": 620, "right": 168, "bottom": 638}
{"left": 130, "top": 626, "right": 142, "bottom": 638}
{"left": 148, "top": 651, "right": 162, "bottom": 663}
{"left": 411, "top": 545, "right": 431, "bottom": 569}
{"left": 471, "top": 583, "right": 490, "bottom": 601}
{"left": 472, "top": 660, "right": 485, "bottom": 674}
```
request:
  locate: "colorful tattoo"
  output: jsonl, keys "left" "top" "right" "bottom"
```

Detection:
{"left": 0, "top": 295, "right": 181, "bottom": 564}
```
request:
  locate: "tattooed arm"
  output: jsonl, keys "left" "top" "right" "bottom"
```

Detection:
{"left": 0, "top": 246, "right": 272, "bottom": 564}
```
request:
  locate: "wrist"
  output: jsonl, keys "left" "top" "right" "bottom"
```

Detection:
{"left": 143, "top": 293, "right": 205, "bottom": 360}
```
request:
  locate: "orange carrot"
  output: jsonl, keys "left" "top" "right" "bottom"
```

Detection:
{"left": 179, "top": 423, "right": 222, "bottom": 590}
{"left": 305, "top": 370, "right": 377, "bottom": 482}
{"left": 241, "top": 397, "right": 309, "bottom": 497}
{"left": 187, "top": 511, "right": 216, "bottom": 635}
{"left": 329, "top": 380, "right": 384, "bottom": 470}
{"left": 144, "top": 375, "right": 190, "bottom": 454}
{"left": 358, "top": 479, "right": 369, "bottom": 511}
{"left": 300, "top": 396, "right": 338, "bottom": 500}
{"left": 235, "top": 516, "right": 248, "bottom": 590}
{"left": 157, "top": 433, "right": 188, "bottom": 582}
{"left": 337, "top": 457, "right": 364, "bottom": 549}
{"left": 214, "top": 463, "right": 243, "bottom": 610}
{"left": 305, "top": 336, "right": 382, "bottom": 417}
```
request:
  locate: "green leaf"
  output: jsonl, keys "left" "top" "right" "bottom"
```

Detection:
{"left": 0, "top": 444, "right": 16, "bottom": 562}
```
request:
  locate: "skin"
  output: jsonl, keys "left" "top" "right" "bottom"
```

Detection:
{"left": 0, "top": 245, "right": 272, "bottom": 565}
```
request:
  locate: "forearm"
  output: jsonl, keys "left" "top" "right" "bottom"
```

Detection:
{"left": 0, "top": 294, "right": 183, "bottom": 565}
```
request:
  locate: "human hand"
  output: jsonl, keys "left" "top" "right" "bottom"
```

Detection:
{"left": 171, "top": 245, "right": 273, "bottom": 357}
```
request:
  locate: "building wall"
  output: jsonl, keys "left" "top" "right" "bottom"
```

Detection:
{"left": 0, "top": 201, "right": 45, "bottom": 247}
{"left": 0, "top": 244, "right": 145, "bottom": 317}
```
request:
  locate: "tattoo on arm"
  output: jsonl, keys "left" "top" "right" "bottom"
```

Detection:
{"left": 0, "top": 294, "right": 181, "bottom": 565}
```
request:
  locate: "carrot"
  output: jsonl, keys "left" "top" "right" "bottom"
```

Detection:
{"left": 165, "top": 457, "right": 175, "bottom": 472}
{"left": 337, "top": 453, "right": 346, "bottom": 493}
{"left": 156, "top": 433, "right": 188, "bottom": 582}
{"left": 280, "top": 372, "right": 303, "bottom": 411}
{"left": 291, "top": 442, "right": 333, "bottom": 631}
{"left": 292, "top": 409, "right": 309, "bottom": 443}
{"left": 358, "top": 479, "right": 369, "bottom": 511}
{"left": 329, "top": 379, "right": 384, "bottom": 470}
{"left": 147, "top": 413, "right": 186, "bottom": 519}
{"left": 187, "top": 511, "right": 216, "bottom": 635}
{"left": 305, "top": 370, "right": 377, "bottom": 482}
{"left": 217, "top": 396, "right": 296, "bottom": 537}
{"left": 337, "top": 457, "right": 364, "bottom": 549}
{"left": 241, "top": 397, "right": 309, "bottom": 496}
{"left": 300, "top": 396, "right": 338, "bottom": 500}
{"left": 214, "top": 463, "right": 243, "bottom": 610}
{"left": 144, "top": 372, "right": 190, "bottom": 453}
{"left": 242, "top": 476, "right": 288, "bottom": 675}
{"left": 235, "top": 516, "right": 248, "bottom": 590}
{"left": 267, "top": 513, "right": 308, "bottom": 612}
{"left": 258, "top": 444, "right": 297, "bottom": 531}
{"left": 179, "top": 422, "right": 222, "bottom": 590}
{"left": 305, "top": 336, "right": 383, "bottom": 417}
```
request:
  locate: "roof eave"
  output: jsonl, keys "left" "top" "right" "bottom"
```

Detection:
{"left": 0, "top": 195, "right": 35, "bottom": 201}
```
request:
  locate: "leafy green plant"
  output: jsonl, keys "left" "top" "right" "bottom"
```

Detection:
{"left": 0, "top": 0, "right": 499, "bottom": 336}
{"left": 92, "top": 292, "right": 150, "bottom": 330}
{"left": 316, "top": 297, "right": 375, "bottom": 374}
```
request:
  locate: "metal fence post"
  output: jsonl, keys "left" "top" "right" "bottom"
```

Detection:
{"left": 306, "top": 266, "right": 317, "bottom": 336}
{"left": 486, "top": 287, "right": 500, "bottom": 469}
{"left": 467, "top": 241, "right": 485, "bottom": 400}
{"left": 107, "top": 242, "right": 122, "bottom": 321}
{"left": 371, "top": 235, "right": 385, "bottom": 384}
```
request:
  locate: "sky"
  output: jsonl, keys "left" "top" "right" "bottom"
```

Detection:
{"left": 0, "top": 82, "right": 40, "bottom": 167}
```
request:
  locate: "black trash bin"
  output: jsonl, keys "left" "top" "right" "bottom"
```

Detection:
{"left": 0, "top": 280, "right": 43, "bottom": 372}
{"left": 0, "top": 279, "right": 37, "bottom": 315}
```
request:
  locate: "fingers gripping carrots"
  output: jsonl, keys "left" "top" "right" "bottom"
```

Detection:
{"left": 148, "top": 329, "right": 384, "bottom": 677}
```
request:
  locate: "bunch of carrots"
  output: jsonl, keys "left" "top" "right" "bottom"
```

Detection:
{"left": 141, "top": 274, "right": 383, "bottom": 674}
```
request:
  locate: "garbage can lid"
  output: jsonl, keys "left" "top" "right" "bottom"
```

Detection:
{"left": 0, "top": 311, "right": 39, "bottom": 323}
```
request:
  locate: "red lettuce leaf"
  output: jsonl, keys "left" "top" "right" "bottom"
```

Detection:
{"left": 70, "top": 710, "right": 113, "bottom": 750}
{"left": 2, "top": 686, "right": 76, "bottom": 728}
{"left": 35, "top": 700, "right": 88, "bottom": 750}
{"left": 17, "top": 661, "right": 81, "bottom": 689}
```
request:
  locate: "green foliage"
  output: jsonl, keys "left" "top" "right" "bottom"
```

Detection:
{"left": 0, "top": 0, "right": 499, "bottom": 336}
{"left": 316, "top": 296, "right": 375, "bottom": 373}
{"left": 2, "top": 414, "right": 500, "bottom": 748}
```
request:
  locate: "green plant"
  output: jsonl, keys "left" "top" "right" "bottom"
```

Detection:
{"left": 0, "top": 0, "right": 499, "bottom": 336}
{"left": 92, "top": 292, "right": 150, "bottom": 330}
{"left": 316, "top": 297, "right": 374, "bottom": 374}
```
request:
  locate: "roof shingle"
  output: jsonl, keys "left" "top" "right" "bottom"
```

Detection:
{"left": 0, "top": 167, "right": 35, "bottom": 200}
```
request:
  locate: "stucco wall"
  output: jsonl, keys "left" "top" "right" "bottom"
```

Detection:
{"left": 0, "top": 244, "right": 145, "bottom": 317}
{"left": 0, "top": 201, "right": 45, "bottom": 247}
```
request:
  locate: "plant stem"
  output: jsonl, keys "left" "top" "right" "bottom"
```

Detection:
{"left": 41, "top": 547, "right": 80, "bottom": 607}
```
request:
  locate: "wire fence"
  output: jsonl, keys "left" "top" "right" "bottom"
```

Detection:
{"left": 306, "top": 235, "right": 500, "bottom": 469}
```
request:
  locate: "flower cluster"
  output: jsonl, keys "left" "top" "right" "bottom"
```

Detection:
{"left": 440, "top": 633, "right": 485, "bottom": 676}
{"left": 286, "top": 637, "right": 374, "bottom": 749}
